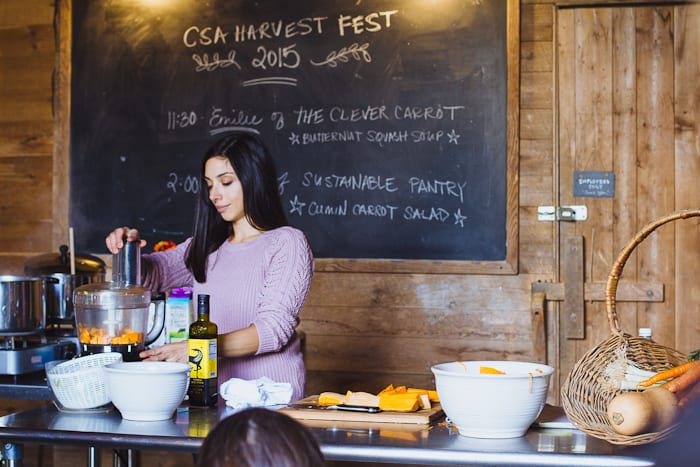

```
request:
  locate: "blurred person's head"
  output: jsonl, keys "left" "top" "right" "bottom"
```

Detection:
{"left": 196, "top": 408, "right": 325, "bottom": 467}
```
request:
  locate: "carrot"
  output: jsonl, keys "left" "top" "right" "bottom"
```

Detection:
{"left": 678, "top": 381, "right": 700, "bottom": 410}
{"left": 638, "top": 361, "right": 700, "bottom": 387}
{"left": 662, "top": 361, "right": 700, "bottom": 394}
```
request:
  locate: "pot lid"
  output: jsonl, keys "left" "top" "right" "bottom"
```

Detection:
{"left": 24, "top": 245, "right": 106, "bottom": 275}
{"left": 73, "top": 282, "right": 151, "bottom": 308}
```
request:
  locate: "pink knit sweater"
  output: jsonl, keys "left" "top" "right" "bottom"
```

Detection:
{"left": 141, "top": 226, "right": 314, "bottom": 401}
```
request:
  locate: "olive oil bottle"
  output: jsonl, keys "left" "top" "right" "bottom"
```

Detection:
{"left": 187, "top": 294, "right": 218, "bottom": 406}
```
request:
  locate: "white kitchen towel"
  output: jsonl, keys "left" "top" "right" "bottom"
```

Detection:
{"left": 219, "top": 377, "right": 293, "bottom": 409}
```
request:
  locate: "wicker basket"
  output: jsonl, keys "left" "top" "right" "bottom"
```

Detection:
{"left": 561, "top": 209, "right": 700, "bottom": 445}
{"left": 45, "top": 352, "right": 123, "bottom": 410}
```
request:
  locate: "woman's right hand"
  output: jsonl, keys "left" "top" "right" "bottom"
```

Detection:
{"left": 105, "top": 226, "right": 145, "bottom": 254}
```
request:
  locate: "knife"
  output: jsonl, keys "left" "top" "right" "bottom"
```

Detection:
{"left": 289, "top": 403, "right": 381, "bottom": 413}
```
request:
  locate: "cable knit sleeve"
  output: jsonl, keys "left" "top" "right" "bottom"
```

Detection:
{"left": 254, "top": 227, "right": 314, "bottom": 355}
{"left": 140, "top": 238, "right": 195, "bottom": 292}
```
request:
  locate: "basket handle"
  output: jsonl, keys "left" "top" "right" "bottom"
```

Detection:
{"left": 606, "top": 208, "right": 700, "bottom": 335}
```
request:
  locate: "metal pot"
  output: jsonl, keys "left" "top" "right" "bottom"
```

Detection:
{"left": 0, "top": 275, "right": 50, "bottom": 335}
{"left": 24, "top": 245, "right": 106, "bottom": 324}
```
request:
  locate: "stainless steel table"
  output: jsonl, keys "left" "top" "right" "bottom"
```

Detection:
{"left": 0, "top": 403, "right": 657, "bottom": 467}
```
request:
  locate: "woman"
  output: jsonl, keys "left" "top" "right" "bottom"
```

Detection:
{"left": 196, "top": 407, "right": 324, "bottom": 467}
{"left": 105, "top": 132, "right": 313, "bottom": 401}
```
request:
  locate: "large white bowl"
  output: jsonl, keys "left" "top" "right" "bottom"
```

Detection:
{"left": 103, "top": 361, "right": 190, "bottom": 421}
{"left": 431, "top": 360, "right": 554, "bottom": 438}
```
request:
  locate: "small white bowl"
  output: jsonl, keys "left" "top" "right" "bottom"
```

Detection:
{"left": 103, "top": 361, "right": 190, "bottom": 421}
{"left": 431, "top": 360, "right": 554, "bottom": 438}
{"left": 45, "top": 353, "right": 123, "bottom": 411}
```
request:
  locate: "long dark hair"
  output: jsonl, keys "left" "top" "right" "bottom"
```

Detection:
{"left": 185, "top": 132, "right": 288, "bottom": 282}
{"left": 196, "top": 408, "right": 325, "bottom": 467}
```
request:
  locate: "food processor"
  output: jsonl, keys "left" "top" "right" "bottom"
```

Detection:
{"left": 73, "top": 233, "right": 152, "bottom": 362}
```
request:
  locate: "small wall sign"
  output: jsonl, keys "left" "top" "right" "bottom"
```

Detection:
{"left": 573, "top": 171, "right": 615, "bottom": 198}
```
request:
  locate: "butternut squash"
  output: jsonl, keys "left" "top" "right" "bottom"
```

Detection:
{"left": 318, "top": 392, "right": 347, "bottom": 406}
{"left": 345, "top": 391, "right": 380, "bottom": 407}
{"left": 406, "top": 387, "right": 440, "bottom": 402}
{"left": 379, "top": 392, "right": 421, "bottom": 412}
{"left": 607, "top": 387, "right": 679, "bottom": 436}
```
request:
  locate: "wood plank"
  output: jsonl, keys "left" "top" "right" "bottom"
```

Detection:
{"left": 281, "top": 396, "right": 443, "bottom": 425}
{"left": 519, "top": 139, "right": 553, "bottom": 206}
{"left": 304, "top": 334, "right": 532, "bottom": 375}
{"left": 555, "top": 6, "right": 576, "bottom": 401}
{"left": 0, "top": 56, "right": 54, "bottom": 91}
{"left": 531, "top": 281, "right": 663, "bottom": 302}
{"left": 563, "top": 236, "right": 584, "bottom": 339}
{"left": 0, "top": 0, "right": 55, "bottom": 27}
{"left": 521, "top": 4, "right": 554, "bottom": 42}
{"left": 521, "top": 71, "right": 554, "bottom": 109}
{"left": 610, "top": 7, "right": 639, "bottom": 337}
{"left": 531, "top": 291, "right": 547, "bottom": 363}
{"left": 0, "top": 121, "right": 54, "bottom": 156}
{"left": 573, "top": 8, "right": 615, "bottom": 351}
{"left": 0, "top": 24, "right": 54, "bottom": 58}
{"left": 0, "top": 156, "right": 52, "bottom": 220}
{"left": 301, "top": 304, "right": 531, "bottom": 340}
{"left": 520, "top": 109, "right": 553, "bottom": 140}
{"left": 674, "top": 4, "right": 700, "bottom": 354}
{"left": 521, "top": 40, "right": 553, "bottom": 73}
{"left": 0, "top": 222, "right": 54, "bottom": 253}
{"left": 0, "top": 93, "right": 52, "bottom": 122}
{"left": 54, "top": 0, "right": 72, "bottom": 250}
{"left": 635, "top": 7, "right": 677, "bottom": 348}
{"left": 518, "top": 209, "right": 555, "bottom": 275}
{"left": 307, "top": 273, "right": 535, "bottom": 312}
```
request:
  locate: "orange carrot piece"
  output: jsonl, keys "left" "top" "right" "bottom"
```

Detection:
{"left": 662, "top": 361, "right": 700, "bottom": 394}
{"left": 480, "top": 366, "right": 506, "bottom": 375}
{"left": 638, "top": 361, "right": 700, "bottom": 387}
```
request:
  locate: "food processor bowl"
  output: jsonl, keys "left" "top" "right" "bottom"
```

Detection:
{"left": 73, "top": 282, "right": 151, "bottom": 362}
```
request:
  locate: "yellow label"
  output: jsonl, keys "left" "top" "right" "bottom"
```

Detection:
{"left": 188, "top": 338, "right": 217, "bottom": 379}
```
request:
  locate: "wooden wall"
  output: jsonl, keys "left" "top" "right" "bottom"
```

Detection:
{"left": 2, "top": 1, "right": 700, "bottom": 466}
{"left": 2, "top": 0, "right": 700, "bottom": 410}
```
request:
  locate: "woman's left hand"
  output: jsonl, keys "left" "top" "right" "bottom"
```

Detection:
{"left": 140, "top": 341, "right": 188, "bottom": 363}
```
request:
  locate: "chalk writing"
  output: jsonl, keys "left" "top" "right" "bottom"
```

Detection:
{"left": 310, "top": 43, "right": 371, "bottom": 67}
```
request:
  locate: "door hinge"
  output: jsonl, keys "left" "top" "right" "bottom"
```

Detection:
{"left": 537, "top": 205, "right": 587, "bottom": 222}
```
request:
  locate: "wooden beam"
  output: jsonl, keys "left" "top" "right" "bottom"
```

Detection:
{"left": 531, "top": 281, "right": 663, "bottom": 302}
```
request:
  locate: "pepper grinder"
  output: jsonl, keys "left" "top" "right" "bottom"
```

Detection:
{"left": 112, "top": 231, "right": 141, "bottom": 286}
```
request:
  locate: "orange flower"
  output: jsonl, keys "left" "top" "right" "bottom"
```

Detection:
{"left": 154, "top": 240, "right": 176, "bottom": 252}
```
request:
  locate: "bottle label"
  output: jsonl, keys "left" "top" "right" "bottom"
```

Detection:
{"left": 188, "top": 338, "right": 217, "bottom": 378}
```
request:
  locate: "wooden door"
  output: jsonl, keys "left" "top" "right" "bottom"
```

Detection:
{"left": 555, "top": 3, "right": 700, "bottom": 395}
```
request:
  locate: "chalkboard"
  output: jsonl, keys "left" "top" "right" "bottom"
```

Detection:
{"left": 69, "top": 0, "right": 519, "bottom": 273}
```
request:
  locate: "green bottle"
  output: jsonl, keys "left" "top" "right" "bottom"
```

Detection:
{"left": 187, "top": 294, "right": 218, "bottom": 407}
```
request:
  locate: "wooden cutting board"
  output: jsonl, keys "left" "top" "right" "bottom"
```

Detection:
{"left": 279, "top": 395, "right": 444, "bottom": 425}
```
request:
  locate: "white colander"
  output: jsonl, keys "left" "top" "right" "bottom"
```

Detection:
{"left": 45, "top": 352, "right": 123, "bottom": 410}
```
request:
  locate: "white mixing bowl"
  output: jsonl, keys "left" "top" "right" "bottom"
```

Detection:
{"left": 103, "top": 361, "right": 190, "bottom": 421}
{"left": 431, "top": 360, "right": 554, "bottom": 438}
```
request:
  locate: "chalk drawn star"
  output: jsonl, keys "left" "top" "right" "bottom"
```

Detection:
{"left": 453, "top": 209, "right": 467, "bottom": 227}
{"left": 289, "top": 195, "right": 306, "bottom": 216}
{"left": 447, "top": 129, "right": 460, "bottom": 145}
{"left": 289, "top": 132, "right": 300, "bottom": 145}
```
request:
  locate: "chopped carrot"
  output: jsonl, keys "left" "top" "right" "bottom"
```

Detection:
{"left": 639, "top": 361, "right": 700, "bottom": 387}
{"left": 480, "top": 366, "right": 506, "bottom": 375}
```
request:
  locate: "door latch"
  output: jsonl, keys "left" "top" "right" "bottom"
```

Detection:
{"left": 537, "top": 205, "right": 587, "bottom": 222}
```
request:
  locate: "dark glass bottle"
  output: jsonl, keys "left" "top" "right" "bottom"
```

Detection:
{"left": 187, "top": 294, "right": 218, "bottom": 407}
